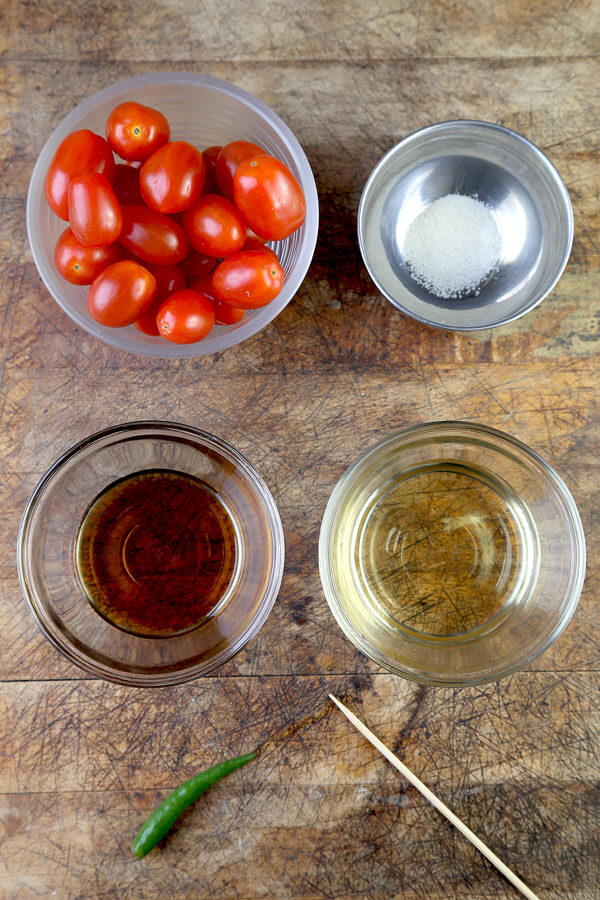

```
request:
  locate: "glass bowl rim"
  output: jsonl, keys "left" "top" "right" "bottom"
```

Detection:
{"left": 17, "top": 420, "right": 285, "bottom": 686}
{"left": 318, "top": 420, "right": 586, "bottom": 686}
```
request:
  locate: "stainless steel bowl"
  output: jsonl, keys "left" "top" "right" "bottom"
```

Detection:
{"left": 358, "top": 120, "right": 573, "bottom": 331}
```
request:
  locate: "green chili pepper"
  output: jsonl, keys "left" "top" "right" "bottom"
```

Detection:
{"left": 131, "top": 750, "right": 257, "bottom": 858}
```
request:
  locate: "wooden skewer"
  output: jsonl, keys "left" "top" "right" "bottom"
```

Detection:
{"left": 329, "top": 694, "right": 540, "bottom": 900}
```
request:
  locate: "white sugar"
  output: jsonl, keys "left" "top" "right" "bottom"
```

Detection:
{"left": 404, "top": 194, "right": 501, "bottom": 299}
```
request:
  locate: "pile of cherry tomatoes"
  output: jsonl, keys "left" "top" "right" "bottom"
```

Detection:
{"left": 45, "top": 101, "right": 307, "bottom": 343}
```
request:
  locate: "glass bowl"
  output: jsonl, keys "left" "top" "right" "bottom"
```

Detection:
{"left": 319, "top": 422, "right": 585, "bottom": 685}
{"left": 358, "top": 120, "right": 573, "bottom": 330}
{"left": 17, "top": 422, "right": 285, "bottom": 686}
{"left": 27, "top": 72, "right": 319, "bottom": 357}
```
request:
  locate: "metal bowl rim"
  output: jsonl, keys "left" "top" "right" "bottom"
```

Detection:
{"left": 357, "top": 119, "right": 574, "bottom": 332}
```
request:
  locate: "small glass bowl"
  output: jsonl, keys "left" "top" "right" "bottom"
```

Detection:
{"left": 17, "top": 422, "right": 284, "bottom": 686}
{"left": 319, "top": 422, "right": 585, "bottom": 686}
{"left": 27, "top": 72, "right": 319, "bottom": 357}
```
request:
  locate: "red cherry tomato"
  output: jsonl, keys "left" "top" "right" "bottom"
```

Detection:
{"left": 215, "top": 140, "right": 264, "bottom": 200}
{"left": 202, "top": 145, "right": 222, "bottom": 192}
{"left": 140, "top": 141, "right": 205, "bottom": 214}
{"left": 119, "top": 204, "right": 188, "bottom": 265}
{"left": 233, "top": 155, "right": 306, "bottom": 241}
{"left": 156, "top": 289, "right": 215, "bottom": 344}
{"left": 134, "top": 305, "right": 161, "bottom": 336}
{"left": 88, "top": 260, "right": 156, "bottom": 327}
{"left": 181, "top": 249, "right": 217, "bottom": 280}
{"left": 187, "top": 274, "right": 216, "bottom": 296}
{"left": 134, "top": 264, "right": 186, "bottom": 335}
{"left": 113, "top": 164, "right": 142, "bottom": 204}
{"left": 54, "top": 227, "right": 123, "bottom": 285}
{"left": 187, "top": 275, "right": 215, "bottom": 300}
{"left": 243, "top": 236, "right": 277, "bottom": 257}
{"left": 45, "top": 129, "right": 115, "bottom": 220}
{"left": 188, "top": 275, "right": 246, "bottom": 325}
{"left": 212, "top": 248, "right": 285, "bottom": 309}
{"left": 182, "top": 194, "right": 246, "bottom": 257}
{"left": 244, "top": 228, "right": 266, "bottom": 245}
{"left": 213, "top": 299, "right": 246, "bottom": 324}
{"left": 67, "top": 173, "right": 123, "bottom": 247}
{"left": 105, "top": 101, "right": 170, "bottom": 162}
{"left": 144, "top": 263, "right": 187, "bottom": 298}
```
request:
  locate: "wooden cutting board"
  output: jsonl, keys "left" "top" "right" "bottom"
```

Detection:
{"left": 1, "top": 1, "right": 598, "bottom": 897}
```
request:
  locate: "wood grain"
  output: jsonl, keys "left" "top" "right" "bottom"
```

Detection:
{"left": 0, "top": 674, "right": 598, "bottom": 899}
{"left": 1, "top": 0, "right": 599, "bottom": 897}
{"left": 2, "top": 0, "right": 598, "bottom": 61}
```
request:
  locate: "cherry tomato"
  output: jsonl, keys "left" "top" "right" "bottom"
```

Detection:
{"left": 243, "top": 236, "right": 277, "bottom": 257}
{"left": 140, "top": 141, "right": 205, "bottom": 214}
{"left": 182, "top": 194, "right": 246, "bottom": 257}
{"left": 202, "top": 145, "right": 222, "bottom": 192}
{"left": 54, "top": 226, "right": 123, "bottom": 285}
{"left": 67, "top": 173, "right": 123, "bottom": 247}
{"left": 244, "top": 228, "right": 266, "bottom": 245}
{"left": 156, "top": 289, "right": 215, "bottom": 343}
{"left": 119, "top": 204, "right": 188, "bottom": 265}
{"left": 88, "top": 260, "right": 156, "bottom": 327}
{"left": 212, "top": 248, "right": 284, "bottom": 309}
{"left": 233, "top": 155, "right": 306, "bottom": 241}
{"left": 215, "top": 140, "right": 264, "bottom": 200}
{"left": 213, "top": 299, "right": 246, "bottom": 324}
{"left": 188, "top": 275, "right": 246, "bottom": 325}
{"left": 106, "top": 101, "right": 170, "bottom": 162}
{"left": 187, "top": 275, "right": 216, "bottom": 298}
{"left": 181, "top": 249, "right": 217, "bottom": 280}
{"left": 45, "top": 129, "right": 115, "bottom": 220}
{"left": 134, "top": 264, "right": 186, "bottom": 335}
{"left": 144, "top": 263, "right": 186, "bottom": 298}
{"left": 134, "top": 304, "right": 161, "bottom": 336}
{"left": 113, "top": 163, "right": 142, "bottom": 205}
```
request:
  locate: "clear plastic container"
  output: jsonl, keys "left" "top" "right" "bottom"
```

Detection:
{"left": 27, "top": 72, "right": 319, "bottom": 357}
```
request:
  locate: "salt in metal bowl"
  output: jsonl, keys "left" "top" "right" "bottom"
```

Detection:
{"left": 358, "top": 120, "right": 573, "bottom": 331}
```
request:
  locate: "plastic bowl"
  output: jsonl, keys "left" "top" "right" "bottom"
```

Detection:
{"left": 17, "top": 421, "right": 285, "bottom": 686}
{"left": 358, "top": 120, "right": 573, "bottom": 330}
{"left": 27, "top": 72, "right": 319, "bottom": 357}
{"left": 319, "top": 421, "right": 586, "bottom": 685}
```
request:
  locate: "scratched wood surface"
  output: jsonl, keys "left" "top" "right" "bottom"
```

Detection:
{"left": 1, "top": 1, "right": 599, "bottom": 898}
